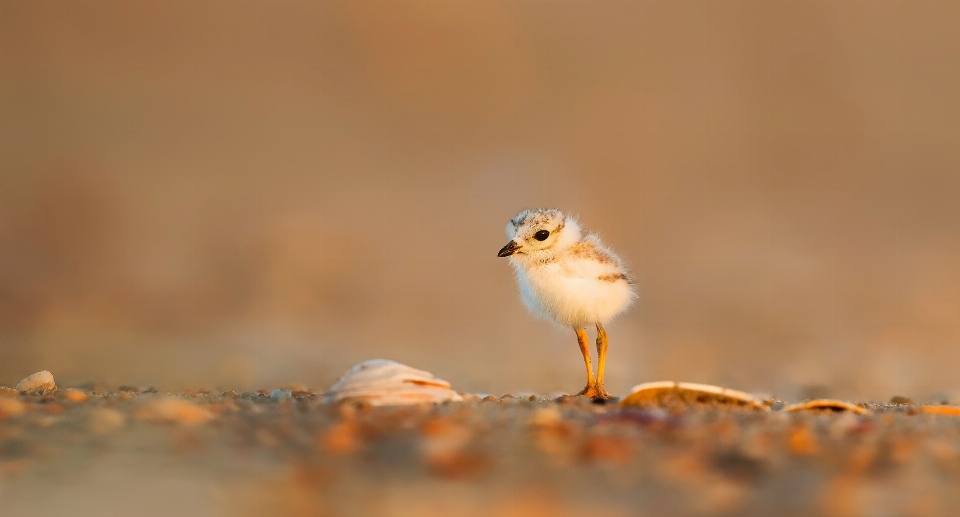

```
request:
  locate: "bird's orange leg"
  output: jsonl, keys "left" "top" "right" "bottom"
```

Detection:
{"left": 594, "top": 323, "right": 614, "bottom": 399}
{"left": 574, "top": 327, "right": 599, "bottom": 397}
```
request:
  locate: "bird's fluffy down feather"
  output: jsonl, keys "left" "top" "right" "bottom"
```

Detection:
{"left": 502, "top": 208, "right": 636, "bottom": 328}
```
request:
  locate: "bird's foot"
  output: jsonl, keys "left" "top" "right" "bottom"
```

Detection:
{"left": 594, "top": 384, "right": 614, "bottom": 400}
{"left": 576, "top": 384, "right": 615, "bottom": 400}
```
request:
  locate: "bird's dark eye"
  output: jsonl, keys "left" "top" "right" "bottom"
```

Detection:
{"left": 534, "top": 230, "right": 550, "bottom": 241}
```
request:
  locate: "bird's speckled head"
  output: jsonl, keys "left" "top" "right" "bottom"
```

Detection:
{"left": 497, "top": 208, "right": 582, "bottom": 259}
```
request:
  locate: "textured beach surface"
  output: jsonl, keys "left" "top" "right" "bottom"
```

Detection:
{"left": 2, "top": 387, "right": 960, "bottom": 517}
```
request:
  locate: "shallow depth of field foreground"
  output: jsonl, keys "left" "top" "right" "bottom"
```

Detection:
{"left": 3, "top": 380, "right": 960, "bottom": 516}
{"left": 4, "top": 0, "right": 960, "bottom": 515}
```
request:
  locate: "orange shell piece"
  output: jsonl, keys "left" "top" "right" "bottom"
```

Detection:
{"left": 620, "top": 381, "right": 769, "bottom": 411}
{"left": 919, "top": 405, "right": 960, "bottom": 416}
{"left": 784, "top": 399, "right": 870, "bottom": 414}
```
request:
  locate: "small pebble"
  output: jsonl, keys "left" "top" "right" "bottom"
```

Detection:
{"left": 43, "top": 403, "right": 65, "bottom": 415}
{"left": 420, "top": 418, "right": 472, "bottom": 463}
{"left": 0, "top": 398, "right": 26, "bottom": 417}
{"left": 529, "top": 407, "right": 562, "bottom": 427}
{"left": 515, "top": 392, "right": 542, "bottom": 401}
{"left": 321, "top": 421, "right": 361, "bottom": 455}
{"left": 751, "top": 391, "right": 774, "bottom": 401}
{"left": 62, "top": 388, "right": 90, "bottom": 402}
{"left": 135, "top": 396, "right": 214, "bottom": 425}
{"left": 16, "top": 371, "right": 56, "bottom": 393}
{"left": 256, "top": 429, "right": 280, "bottom": 447}
{"left": 890, "top": 395, "right": 913, "bottom": 405}
{"left": 270, "top": 389, "right": 293, "bottom": 400}
{"left": 0, "top": 387, "right": 18, "bottom": 397}
{"left": 88, "top": 408, "right": 127, "bottom": 434}
{"left": 788, "top": 424, "right": 818, "bottom": 455}
{"left": 36, "top": 415, "right": 59, "bottom": 427}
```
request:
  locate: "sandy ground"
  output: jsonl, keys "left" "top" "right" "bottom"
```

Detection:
{"left": 2, "top": 387, "right": 960, "bottom": 517}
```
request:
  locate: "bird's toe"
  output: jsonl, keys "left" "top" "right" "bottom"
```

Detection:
{"left": 577, "top": 384, "right": 616, "bottom": 400}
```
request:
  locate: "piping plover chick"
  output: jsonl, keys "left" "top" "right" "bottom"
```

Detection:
{"left": 498, "top": 208, "right": 636, "bottom": 400}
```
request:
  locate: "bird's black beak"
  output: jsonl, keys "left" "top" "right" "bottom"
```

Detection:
{"left": 497, "top": 240, "right": 521, "bottom": 257}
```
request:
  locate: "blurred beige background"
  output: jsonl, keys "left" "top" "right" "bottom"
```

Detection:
{"left": 1, "top": 0, "right": 959, "bottom": 400}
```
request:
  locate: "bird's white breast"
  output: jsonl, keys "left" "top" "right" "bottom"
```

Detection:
{"left": 512, "top": 254, "right": 635, "bottom": 328}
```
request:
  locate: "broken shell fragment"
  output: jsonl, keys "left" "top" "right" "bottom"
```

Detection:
{"left": 322, "top": 359, "right": 463, "bottom": 406}
{"left": 784, "top": 399, "right": 870, "bottom": 414}
{"left": 16, "top": 371, "right": 57, "bottom": 393}
{"left": 918, "top": 405, "right": 960, "bottom": 416}
{"left": 620, "top": 381, "right": 769, "bottom": 411}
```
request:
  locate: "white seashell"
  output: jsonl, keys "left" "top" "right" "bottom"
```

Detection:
{"left": 16, "top": 370, "right": 57, "bottom": 392}
{"left": 323, "top": 359, "right": 463, "bottom": 406}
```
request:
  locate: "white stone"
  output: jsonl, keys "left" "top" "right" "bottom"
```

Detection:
{"left": 16, "top": 370, "right": 56, "bottom": 392}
